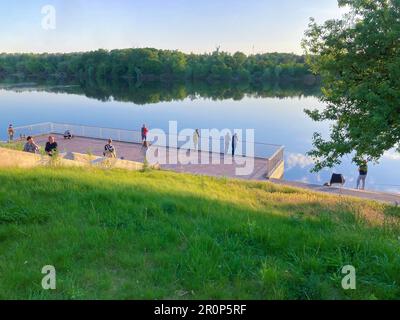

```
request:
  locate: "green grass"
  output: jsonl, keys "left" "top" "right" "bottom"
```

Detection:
{"left": 0, "top": 141, "right": 25, "bottom": 151}
{"left": 0, "top": 166, "right": 399, "bottom": 300}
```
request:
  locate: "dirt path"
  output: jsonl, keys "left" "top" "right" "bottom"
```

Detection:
{"left": 270, "top": 179, "right": 400, "bottom": 204}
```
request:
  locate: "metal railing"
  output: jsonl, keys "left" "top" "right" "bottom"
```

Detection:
{"left": 266, "top": 146, "right": 285, "bottom": 178}
{"left": 12, "top": 122, "right": 285, "bottom": 178}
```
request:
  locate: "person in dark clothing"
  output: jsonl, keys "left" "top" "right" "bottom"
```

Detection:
{"left": 103, "top": 139, "right": 117, "bottom": 158}
{"left": 356, "top": 160, "right": 368, "bottom": 190}
{"left": 141, "top": 124, "right": 149, "bottom": 142}
{"left": 232, "top": 133, "right": 238, "bottom": 157}
{"left": 64, "top": 130, "right": 72, "bottom": 139}
{"left": 45, "top": 136, "right": 58, "bottom": 157}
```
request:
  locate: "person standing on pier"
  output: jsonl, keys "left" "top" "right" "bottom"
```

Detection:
{"left": 7, "top": 124, "right": 14, "bottom": 142}
{"left": 232, "top": 133, "right": 238, "bottom": 157}
{"left": 224, "top": 132, "right": 231, "bottom": 154}
{"left": 193, "top": 129, "right": 200, "bottom": 150}
{"left": 141, "top": 124, "right": 149, "bottom": 142}
{"left": 356, "top": 160, "right": 368, "bottom": 190}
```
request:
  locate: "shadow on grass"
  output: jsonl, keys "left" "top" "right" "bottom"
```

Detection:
{"left": 0, "top": 167, "right": 399, "bottom": 300}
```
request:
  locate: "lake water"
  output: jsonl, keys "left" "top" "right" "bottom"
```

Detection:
{"left": 1, "top": 83, "right": 399, "bottom": 193}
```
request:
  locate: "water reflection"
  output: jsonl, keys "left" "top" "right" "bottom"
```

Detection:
{"left": 0, "top": 79, "right": 399, "bottom": 193}
{"left": 0, "top": 78, "right": 321, "bottom": 105}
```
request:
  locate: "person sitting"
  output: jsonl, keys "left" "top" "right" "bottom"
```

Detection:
{"left": 324, "top": 174, "right": 346, "bottom": 187}
{"left": 103, "top": 139, "right": 117, "bottom": 158}
{"left": 64, "top": 130, "right": 73, "bottom": 139}
{"left": 45, "top": 136, "right": 58, "bottom": 157}
{"left": 23, "top": 136, "right": 40, "bottom": 154}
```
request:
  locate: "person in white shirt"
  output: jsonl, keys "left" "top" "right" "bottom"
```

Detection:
{"left": 224, "top": 132, "right": 231, "bottom": 154}
{"left": 193, "top": 129, "right": 200, "bottom": 150}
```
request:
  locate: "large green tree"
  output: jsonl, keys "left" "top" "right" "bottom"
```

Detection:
{"left": 303, "top": 0, "right": 400, "bottom": 171}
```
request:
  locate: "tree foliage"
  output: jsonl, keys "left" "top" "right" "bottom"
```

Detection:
{"left": 0, "top": 48, "right": 313, "bottom": 84}
{"left": 302, "top": 0, "right": 400, "bottom": 171}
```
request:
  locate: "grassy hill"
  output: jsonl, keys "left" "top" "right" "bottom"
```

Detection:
{"left": 0, "top": 167, "right": 399, "bottom": 300}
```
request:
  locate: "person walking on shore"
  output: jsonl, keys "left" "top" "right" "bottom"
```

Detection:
{"left": 193, "top": 129, "right": 200, "bottom": 150}
{"left": 224, "top": 132, "right": 231, "bottom": 154}
{"left": 7, "top": 124, "right": 14, "bottom": 142}
{"left": 141, "top": 124, "right": 149, "bottom": 142}
{"left": 232, "top": 133, "right": 238, "bottom": 157}
{"left": 356, "top": 160, "right": 368, "bottom": 190}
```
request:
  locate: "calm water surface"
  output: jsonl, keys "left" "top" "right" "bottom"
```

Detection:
{"left": 1, "top": 86, "right": 399, "bottom": 193}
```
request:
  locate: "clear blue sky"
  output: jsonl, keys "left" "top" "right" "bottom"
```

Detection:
{"left": 0, "top": 0, "right": 346, "bottom": 54}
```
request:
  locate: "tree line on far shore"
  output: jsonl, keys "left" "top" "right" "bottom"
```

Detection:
{"left": 0, "top": 48, "right": 316, "bottom": 84}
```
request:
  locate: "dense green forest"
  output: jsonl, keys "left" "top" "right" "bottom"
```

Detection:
{"left": 0, "top": 48, "right": 315, "bottom": 83}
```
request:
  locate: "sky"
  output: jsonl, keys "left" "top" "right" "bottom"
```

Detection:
{"left": 0, "top": 0, "right": 346, "bottom": 54}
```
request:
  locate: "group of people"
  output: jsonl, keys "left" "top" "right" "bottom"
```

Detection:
{"left": 7, "top": 123, "right": 71, "bottom": 144}
{"left": 193, "top": 129, "right": 239, "bottom": 156}
{"left": 140, "top": 125, "right": 240, "bottom": 156}
{"left": 140, "top": 125, "right": 370, "bottom": 190}
{"left": 102, "top": 124, "right": 149, "bottom": 158}
{"left": 22, "top": 133, "right": 114, "bottom": 159}
{"left": 326, "top": 160, "right": 369, "bottom": 190}
{"left": 23, "top": 136, "right": 58, "bottom": 157}
{"left": 8, "top": 124, "right": 30, "bottom": 141}
{"left": 6, "top": 123, "right": 371, "bottom": 190}
{"left": 15, "top": 125, "right": 144, "bottom": 160}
